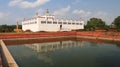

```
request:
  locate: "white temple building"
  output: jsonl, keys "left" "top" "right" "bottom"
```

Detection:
{"left": 22, "top": 9, "right": 84, "bottom": 32}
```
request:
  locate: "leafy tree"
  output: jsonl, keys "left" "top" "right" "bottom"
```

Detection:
{"left": 0, "top": 24, "right": 8, "bottom": 32}
{"left": 86, "top": 18, "right": 106, "bottom": 31}
{"left": 113, "top": 16, "right": 120, "bottom": 29}
{"left": 0, "top": 24, "right": 22, "bottom": 32}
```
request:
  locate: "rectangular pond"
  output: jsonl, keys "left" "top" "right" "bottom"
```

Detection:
{"left": 7, "top": 40, "right": 120, "bottom": 67}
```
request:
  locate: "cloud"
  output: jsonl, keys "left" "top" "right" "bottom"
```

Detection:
{"left": 9, "top": 0, "right": 50, "bottom": 8}
{"left": 91, "top": 11, "right": 113, "bottom": 24}
{"left": 87, "top": 11, "right": 111, "bottom": 24}
{"left": 91, "top": 11, "right": 108, "bottom": 21}
{"left": 53, "top": 6, "right": 71, "bottom": 16}
{"left": 0, "top": 12, "right": 4, "bottom": 19}
{"left": 9, "top": 0, "right": 22, "bottom": 6}
{"left": 73, "top": 9, "right": 91, "bottom": 17}
{"left": 92, "top": 11, "right": 107, "bottom": 18}
{"left": 72, "top": 9, "right": 113, "bottom": 24}
{"left": 73, "top": 9, "right": 108, "bottom": 20}
{"left": 72, "top": 0, "right": 81, "bottom": 5}
{"left": 36, "top": 8, "right": 44, "bottom": 15}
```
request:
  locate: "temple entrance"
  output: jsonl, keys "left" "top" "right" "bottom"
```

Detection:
{"left": 60, "top": 25, "right": 62, "bottom": 30}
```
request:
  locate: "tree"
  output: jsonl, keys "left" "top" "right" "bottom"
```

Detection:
{"left": 86, "top": 18, "right": 106, "bottom": 31}
{"left": 0, "top": 24, "right": 22, "bottom": 32}
{"left": 113, "top": 16, "right": 120, "bottom": 29}
{"left": 0, "top": 24, "right": 8, "bottom": 32}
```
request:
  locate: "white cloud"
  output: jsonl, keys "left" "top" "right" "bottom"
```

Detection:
{"left": 91, "top": 11, "right": 108, "bottom": 22}
{"left": 73, "top": 10, "right": 107, "bottom": 19}
{"left": 91, "top": 11, "right": 113, "bottom": 24}
{"left": 53, "top": 6, "right": 71, "bottom": 16}
{"left": 37, "top": 8, "right": 43, "bottom": 13}
{"left": 73, "top": 9, "right": 91, "bottom": 17}
{"left": 36, "top": 8, "right": 43, "bottom": 15}
{"left": 92, "top": 12, "right": 107, "bottom": 18}
{"left": 0, "top": 12, "right": 4, "bottom": 19}
{"left": 72, "top": 0, "right": 81, "bottom": 5}
{"left": 9, "top": 0, "right": 22, "bottom": 6}
{"left": 9, "top": 0, "right": 50, "bottom": 8}
{"left": 72, "top": 9, "right": 113, "bottom": 24}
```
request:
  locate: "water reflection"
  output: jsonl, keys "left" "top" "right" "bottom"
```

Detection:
{"left": 25, "top": 41, "right": 84, "bottom": 53}
{"left": 7, "top": 40, "right": 120, "bottom": 67}
{"left": 24, "top": 40, "right": 120, "bottom": 54}
{"left": 24, "top": 40, "right": 114, "bottom": 65}
{"left": 24, "top": 41, "right": 84, "bottom": 65}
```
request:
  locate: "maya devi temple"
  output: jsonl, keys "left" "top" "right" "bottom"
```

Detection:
{"left": 22, "top": 9, "right": 84, "bottom": 32}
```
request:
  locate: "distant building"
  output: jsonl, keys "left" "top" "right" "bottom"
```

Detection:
{"left": 22, "top": 9, "right": 84, "bottom": 32}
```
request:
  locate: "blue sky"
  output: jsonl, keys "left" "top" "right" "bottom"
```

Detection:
{"left": 0, "top": 0, "right": 120, "bottom": 25}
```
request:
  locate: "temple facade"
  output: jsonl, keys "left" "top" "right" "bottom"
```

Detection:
{"left": 22, "top": 10, "right": 84, "bottom": 32}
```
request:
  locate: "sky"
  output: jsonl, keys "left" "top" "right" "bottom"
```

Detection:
{"left": 0, "top": 0, "right": 120, "bottom": 25}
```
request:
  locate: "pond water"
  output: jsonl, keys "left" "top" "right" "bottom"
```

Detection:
{"left": 7, "top": 40, "right": 120, "bottom": 67}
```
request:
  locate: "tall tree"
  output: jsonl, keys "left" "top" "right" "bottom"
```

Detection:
{"left": 113, "top": 16, "right": 120, "bottom": 29}
{"left": 86, "top": 18, "right": 106, "bottom": 31}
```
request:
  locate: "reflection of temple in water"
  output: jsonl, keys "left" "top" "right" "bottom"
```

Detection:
{"left": 24, "top": 41, "right": 83, "bottom": 65}
{"left": 24, "top": 40, "right": 104, "bottom": 65}
{"left": 25, "top": 41, "right": 84, "bottom": 53}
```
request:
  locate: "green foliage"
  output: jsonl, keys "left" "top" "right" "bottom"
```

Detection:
{"left": 113, "top": 16, "right": 120, "bottom": 29}
{"left": 86, "top": 18, "right": 106, "bottom": 31}
{"left": 0, "top": 24, "right": 22, "bottom": 32}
